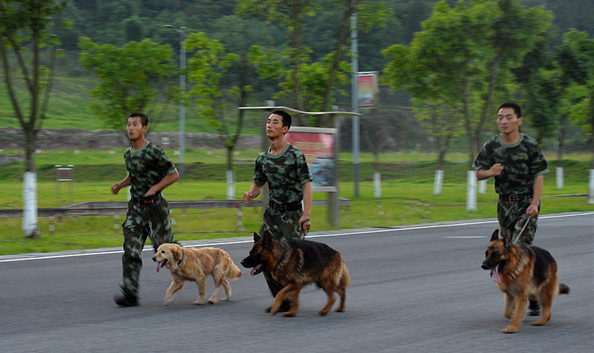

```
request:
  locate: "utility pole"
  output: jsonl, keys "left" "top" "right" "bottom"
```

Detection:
{"left": 166, "top": 25, "right": 187, "bottom": 178}
{"left": 351, "top": 11, "right": 360, "bottom": 197}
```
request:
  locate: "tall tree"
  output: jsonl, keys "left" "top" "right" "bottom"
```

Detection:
{"left": 78, "top": 37, "right": 176, "bottom": 131}
{"left": 382, "top": 0, "right": 552, "bottom": 165}
{"left": 0, "top": 0, "right": 67, "bottom": 237}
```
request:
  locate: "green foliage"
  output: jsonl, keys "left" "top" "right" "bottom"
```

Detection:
{"left": 78, "top": 37, "right": 176, "bottom": 130}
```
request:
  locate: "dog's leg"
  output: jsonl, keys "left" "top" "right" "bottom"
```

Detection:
{"left": 533, "top": 289, "right": 554, "bottom": 326}
{"left": 284, "top": 290, "right": 300, "bottom": 317}
{"left": 193, "top": 277, "right": 207, "bottom": 305}
{"left": 503, "top": 293, "right": 527, "bottom": 333}
{"left": 504, "top": 293, "right": 513, "bottom": 319}
{"left": 336, "top": 286, "right": 347, "bottom": 312}
{"left": 271, "top": 284, "right": 298, "bottom": 316}
{"left": 319, "top": 286, "right": 337, "bottom": 316}
{"left": 208, "top": 276, "right": 226, "bottom": 304}
{"left": 221, "top": 278, "right": 232, "bottom": 301}
{"left": 164, "top": 280, "right": 185, "bottom": 305}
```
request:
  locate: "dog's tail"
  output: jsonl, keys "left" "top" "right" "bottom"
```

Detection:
{"left": 227, "top": 261, "right": 243, "bottom": 280}
{"left": 559, "top": 283, "right": 570, "bottom": 295}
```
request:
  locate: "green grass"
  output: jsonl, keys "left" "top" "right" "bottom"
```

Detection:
{"left": 1, "top": 150, "right": 592, "bottom": 255}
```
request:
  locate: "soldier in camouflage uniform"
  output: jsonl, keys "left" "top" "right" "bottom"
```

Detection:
{"left": 111, "top": 113, "right": 179, "bottom": 306}
{"left": 473, "top": 102, "right": 548, "bottom": 315}
{"left": 243, "top": 110, "right": 313, "bottom": 311}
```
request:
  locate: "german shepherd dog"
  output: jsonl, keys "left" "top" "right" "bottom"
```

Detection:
{"left": 481, "top": 229, "right": 570, "bottom": 333}
{"left": 241, "top": 230, "right": 351, "bottom": 317}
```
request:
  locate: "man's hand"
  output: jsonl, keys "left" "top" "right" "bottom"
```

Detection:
{"left": 111, "top": 183, "right": 121, "bottom": 195}
{"left": 490, "top": 163, "right": 504, "bottom": 177}
{"left": 299, "top": 217, "right": 311, "bottom": 232}
{"left": 243, "top": 191, "right": 254, "bottom": 204}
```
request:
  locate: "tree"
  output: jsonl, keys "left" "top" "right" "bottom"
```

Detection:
{"left": 557, "top": 30, "right": 594, "bottom": 168}
{"left": 78, "top": 37, "right": 176, "bottom": 131}
{"left": 0, "top": 0, "right": 67, "bottom": 237}
{"left": 236, "top": 0, "right": 389, "bottom": 125}
{"left": 184, "top": 31, "right": 247, "bottom": 199}
{"left": 382, "top": 0, "right": 553, "bottom": 166}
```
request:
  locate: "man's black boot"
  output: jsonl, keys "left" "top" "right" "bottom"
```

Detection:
{"left": 114, "top": 285, "right": 139, "bottom": 307}
{"left": 528, "top": 300, "right": 540, "bottom": 316}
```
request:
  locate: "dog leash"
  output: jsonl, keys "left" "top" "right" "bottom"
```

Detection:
{"left": 513, "top": 214, "right": 532, "bottom": 244}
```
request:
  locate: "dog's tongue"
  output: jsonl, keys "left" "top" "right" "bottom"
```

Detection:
{"left": 250, "top": 264, "right": 261, "bottom": 277}
{"left": 490, "top": 266, "right": 501, "bottom": 283}
{"left": 156, "top": 261, "right": 163, "bottom": 273}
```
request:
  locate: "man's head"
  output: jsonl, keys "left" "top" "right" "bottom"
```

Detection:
{"left": 271, "top": 110, "right": 292, "bottom": 130}
{"left": 127, "top": 113, "right": 148, "bottom": 141}
{"left": 497, "top": 102, "right": 522, "bottom": 118}
{"left": 497, "top": 103, "right": 522, "bottom": 135}
{"left": 128, "top": 113, "right": 149, "bottom": 127}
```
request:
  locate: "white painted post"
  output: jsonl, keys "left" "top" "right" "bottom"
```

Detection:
{"left": 478, "top": 179, "right": 487, "bottom": 194}
{"left": 556, "top": 166, "right": 564, "bottom": 189}
{"left": 226, "top": 170, "right": 235, "bottom": 200}
{"left": 588, "top": 169, "right": 594, "bottom": 205}
{"left": 374, "top": 172, "right": 381, "bottom": 199}
{"left": 466, "top": 170, "right": 477, "bottom": 212}
{"left": 22, "top": 172, "right": 39, "bottom": 238}
{"left": 433, "top": 170, "right": 444, "bottom": 195}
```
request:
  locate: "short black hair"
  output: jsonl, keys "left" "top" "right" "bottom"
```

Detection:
{"left": 128, "top": 113, "right": 149, "bottom": 126}
{"left": 498, "top": 103, "right": 522, "bottom": 118}
{"left": 271, "top": 110, "right": 292, "bottom": 129}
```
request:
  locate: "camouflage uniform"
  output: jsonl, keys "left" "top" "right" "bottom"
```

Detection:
{"left": 121, "top": 142, "right": 177, "bottom": 297}
{"left": 473, "top": 133, "right": 548, "bottom": 246}
{"left": 252, "top": 143, "right": 313, "bottom": 295}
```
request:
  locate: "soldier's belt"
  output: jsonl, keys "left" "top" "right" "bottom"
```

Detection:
{"left": 268, "top": 200, "right": 302, "bottom": 211}
{"left": 499, "top": 194, "right": 532, "bottom": 203}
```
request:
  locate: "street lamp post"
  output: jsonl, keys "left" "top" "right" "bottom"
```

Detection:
{"left": 166, "top": 25, "right": 186, "bottom": 178}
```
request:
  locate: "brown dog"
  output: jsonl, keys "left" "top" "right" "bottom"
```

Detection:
{"left": 481, "top": 229, "right": 569, "bottom": 333}
{"left": 152, "top": 243, "right": 242, "bottom": 305}
{"left": 241, "top": 230, "right": 350, "bottom": 317}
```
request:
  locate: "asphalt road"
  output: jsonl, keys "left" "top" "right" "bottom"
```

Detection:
{"left": 1, "top": 212, "right": 592, "bottom": 353}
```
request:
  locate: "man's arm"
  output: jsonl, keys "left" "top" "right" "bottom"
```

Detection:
{"left": 111, "top": 174, "right": 131, "bottom": 195}
{"left": 299, "top": 181, "right": 312, "bottom": 231}
{"left": 527, "top": 175, "right": 544, "bottom": 217}
{"left": 476, "top": 163, "right": 504, "bottom": 180}
{"left": 243, "top": 183, "right": 264, "bottom": 204}
{"left": 145, "top": 171, "right": 179, "bottom": 197}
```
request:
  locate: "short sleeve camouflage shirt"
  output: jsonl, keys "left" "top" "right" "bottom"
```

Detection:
{"left": 473, "top": 133, "right": 548, "bottom": 195}
{"left": 253, "top": 143, "right": 313, "bottom": 204}
{"left": 124, "top": 141, "right": 177, "bottom": 201}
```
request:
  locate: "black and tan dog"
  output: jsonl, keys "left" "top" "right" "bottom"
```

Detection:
{"left": 481, "top": 229, "right": 570, "bottom": 333}
{"left": 241, "top": 230, "right": 351, "bottom": 317}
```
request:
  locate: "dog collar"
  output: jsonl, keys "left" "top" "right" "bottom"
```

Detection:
{"left": 177, "top": 250, "right": 184, "bottom": 266}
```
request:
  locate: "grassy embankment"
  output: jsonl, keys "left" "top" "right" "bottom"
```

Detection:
{"left": 0, "top": 149, "right": 591, "bottom": 255}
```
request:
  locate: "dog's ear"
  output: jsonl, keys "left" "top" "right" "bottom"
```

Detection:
{"left": 171, "top": 245, "right": 182, "bottom": 266}
{"left": 490, "top": 229, "right": 500, "bottom": 241}
{"left": 253, "top": 232, "right": 261, "bottom": 242}
{"left": 262, "top": 229, "right": 273, "bottom": 246}
{"left": 503, "top": 230, "right": 512, "bottom": 249}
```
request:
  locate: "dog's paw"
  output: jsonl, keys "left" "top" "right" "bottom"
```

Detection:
{"left": 193, "top": 300, "right": 205, "bottom": 305}
{"left": 207, "top": 299, "right": 218, "bottom": 304}
{"left": 501, "top": 326, "right": 518, "bottom": 333}
{"left": 164, "top": 299, "right": 173, "bottom": 306}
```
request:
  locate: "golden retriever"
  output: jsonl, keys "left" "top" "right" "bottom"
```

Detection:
{"left": 152, "top": 243, "right": 242, "bottom": 305}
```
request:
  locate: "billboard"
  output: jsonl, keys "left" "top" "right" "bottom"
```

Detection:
{"left": 285, "top": 126, "right": 337, "bottom": 192}
{"left": 357, "top": 71, "right": 379, "bottom": 107}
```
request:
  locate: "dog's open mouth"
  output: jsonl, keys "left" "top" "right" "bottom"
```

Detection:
{"left": 156, "top": 259, "right": 168, "bottom": 272}
{"left": 250, "top": 263, "right": 263, "bottom": 277}
{"left": 490, "top": 265, "right": 501, "bottom": 283}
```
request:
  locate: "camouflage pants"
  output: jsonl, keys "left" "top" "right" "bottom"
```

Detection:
{"left": 497, "top": 198, "right": 540, "bottom": 246}
{"left": 121, "top": 197, "right": 175, "bottom": 297}
{"left": 259, "top": 205, "right": 304, "bottom": 297}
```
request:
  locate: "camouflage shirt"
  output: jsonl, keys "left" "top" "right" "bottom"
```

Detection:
{"left": 124, "top": 141, "right": 177, "bottom": 201}
{"left": 473, "top": 133, "right": 548, "bottom": 195}
{"left": 253, "top": 143, "right": 313, "bottom": 204}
